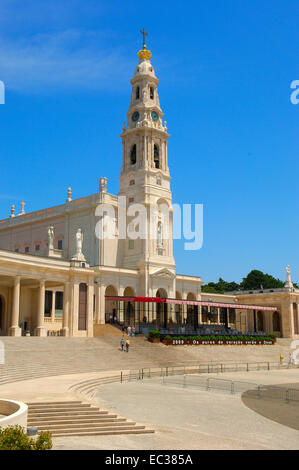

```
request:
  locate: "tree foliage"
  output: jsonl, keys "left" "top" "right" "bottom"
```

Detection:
{"left": 201, "top": 270, "right": 293, "bottom": 293}
{"left": 0, "top": 425, "right": 52, "bottom": 450}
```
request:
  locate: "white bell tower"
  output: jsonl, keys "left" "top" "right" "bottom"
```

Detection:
{"left": 119, "top": 31, "right": 176, "bottom": 292}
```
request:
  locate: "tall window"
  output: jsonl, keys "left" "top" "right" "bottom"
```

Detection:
{"left": 273, "top": 311, "right": 280, "bottom": 332}
{"left": 150, "top": 87, "right": 154, "bottom": 99}
{"left": 55, "top": 292, "right": 63, "bottom": 310}
{"left": 229, "top": 308, "right": 236, "bottom": 324}
{"left": 154, "top": 144, "right": 160, "bottom": 168}
{"left": 130, "top": 144, "right": 136, "bottom": 165}
{"left": 44, "top": 291, "right": 52, "bottom": 318}
{"left": 78, "top": 283, "right": 87, "bottom": 331}
{"left": 57, "top": 240, "right": 63, "bottom": 250}
{"left": 136, "top": 86, "right": 140, "bottom": 99}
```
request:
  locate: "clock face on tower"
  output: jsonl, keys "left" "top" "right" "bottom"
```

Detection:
{"left": 132, "top": 111, "right": 139, "bottom": 122}
{"left": 151, "top": 111, "right": 158, "bottom": 122}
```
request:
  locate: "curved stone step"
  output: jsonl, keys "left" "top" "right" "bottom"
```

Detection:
{"left": 28, "top": 418, "right": 127, "bottom": 426}
{"left": 36, "top": 421, "right": 136, "bottom": 431}
{"left": 48, "top": 425, "right": 146, "bottom": 435}
{"left": 49, "top": 428, "right": 155, "bottom": 437}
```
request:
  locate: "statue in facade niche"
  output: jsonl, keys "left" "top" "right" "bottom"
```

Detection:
{"left": 76, "top": 229, "right": 83, "bottom": 256}
{"left": 47, "top": 226, "right": 54, "bottom": 251}
{"left": 71, "top": 228, "right": 86, "bottom": 262}
{"left": 157, "top": 223, "right": 163, "bottom": 248}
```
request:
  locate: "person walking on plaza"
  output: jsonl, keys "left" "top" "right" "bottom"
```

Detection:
{"left": 125, "top": 338, "right": 130, "bottom": 353}
{"left": 120, "top": 336, "right": 125, "bottom": 352}
{"left": 127, "top": 325, "right": 132, "bottom": 336}
{"left": 132, "top": 326, "right": 135, "bottom": 336}
{"left": 288, "top": 352, "right": 294, "bottom": 367}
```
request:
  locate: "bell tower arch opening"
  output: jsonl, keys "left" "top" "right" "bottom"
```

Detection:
{"left": 130, "top": 144, "right": 137, "bottom": 165}
{"left": 154, "top": 144, "right": 160, "bottom": 168}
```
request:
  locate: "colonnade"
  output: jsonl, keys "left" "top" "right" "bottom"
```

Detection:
{"left": 7, "top": 277, "right": 95, "bottom": 337}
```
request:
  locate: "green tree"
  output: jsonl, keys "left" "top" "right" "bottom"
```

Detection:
{"left": 240, "top": 270, "right": 284, "bottom": 290}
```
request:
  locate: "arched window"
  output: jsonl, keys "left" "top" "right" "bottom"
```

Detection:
{"left": 257, "top": 311, "right": 264, "bottom": 331}
{"left": 154, "top": 144, "right": 160, "bottom": 168}
{"left": 130, "top": 144, "right": 136, "bottom": 165}
{"left": 229, "top": 308, "right": 236, "bottom": 324}
{"left": 273, "top": 311, "right": 280, "bottom": 332}
{"left": 136, "top": 86, "right": 140, "bottom": 100}
{"left": 78, "top": 283, "right": 87, "bottom": 331}
{"left": 150, "top": 87, "right": 154, "bottom": 99}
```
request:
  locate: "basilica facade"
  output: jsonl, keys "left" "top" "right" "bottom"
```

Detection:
{"left": 0, "top": 40, "right": 298, "bottom": 338}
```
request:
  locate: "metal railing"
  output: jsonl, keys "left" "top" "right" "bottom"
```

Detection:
{"left": 159, "top": 375, "right": 299, "bottom": 402}
{"left": 128, "top": 360, "right": 298, "bottom": 381}
{"left": 161, "top": 374, "right": 259, "bottom": 395}
{"left": 126, "top": 361, "right": 299, "bottom": 404}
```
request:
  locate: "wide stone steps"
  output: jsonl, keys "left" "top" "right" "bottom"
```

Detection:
{"left": 28, "top": 417, "right": 127, "bottom": 426}
{"left": 33, "top": 422, "right": 139, "bottom": 431}
{"left": 49, "top": 428, "right": 154, "bottom": 437}
{"left": 27, "top": 401, "right": 154, "bottom": 437}
{"left": 0, "top": 336, "right": 294, "bottom": 387}
{"left": 29, "top": 410, "right": 115, "bottom": 418}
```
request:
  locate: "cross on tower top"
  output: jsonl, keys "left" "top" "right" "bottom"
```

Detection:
{"left": 140, "top": 28, "right": 148, "bottom": 49}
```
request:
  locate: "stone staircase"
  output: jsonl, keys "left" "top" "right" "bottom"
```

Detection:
{"left": 0, "top": 336, "right": 293, "bottom": 386}
{"left": 27, "top": 401, "right": 154, "bottom": 437}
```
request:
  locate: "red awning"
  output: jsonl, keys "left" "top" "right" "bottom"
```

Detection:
{"left": 134, "top": 297, "right": 165, "bottom": 303}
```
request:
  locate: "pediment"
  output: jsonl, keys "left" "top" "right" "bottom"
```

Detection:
{"left": 150, "top": 268, "right": 175, "bottom": 280}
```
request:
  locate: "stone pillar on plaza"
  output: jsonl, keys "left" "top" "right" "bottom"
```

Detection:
{"left": 62, "top": 282, "right": 70, "bottom": 336}
{"left": 9, "top": 276, "right": 22, "bottom": 336}
{"left": 35, "top": 280, "right": 47, "bottom": 337}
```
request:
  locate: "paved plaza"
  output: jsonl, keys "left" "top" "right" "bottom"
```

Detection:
{"left": 0, "top": 336, "right": 299, "bottom": 449}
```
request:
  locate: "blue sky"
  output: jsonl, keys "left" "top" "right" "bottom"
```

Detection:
{"left": 0, "top": 0, "right": 298, "bottom": 284}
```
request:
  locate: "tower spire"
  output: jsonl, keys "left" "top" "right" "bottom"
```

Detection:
{"left": 140, "top": 28, "right": 148, "bottom": 49}
{"left": 137, "top": 28, "right": 152, "bottom": 61}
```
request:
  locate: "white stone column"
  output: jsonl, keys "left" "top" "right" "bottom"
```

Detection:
{"left": 100, "top": 284, "right": 106, "bottom": 324}
{"left": 9, "top": 276, "right": 22, "bottom": 336}
{"left": 95, "top": 285, "right": 101, "bottom": 324}
{"left": 198, "top": 305, "right": 202, "bottom": 325}
{"left": 62, "top": 282, "right": 70, "bottom": 336}
{"left": 35, "top": 280, "right": 47, "bottom": 336}
{"left": 87, "top": 283, "right": 94, "bottom": 337}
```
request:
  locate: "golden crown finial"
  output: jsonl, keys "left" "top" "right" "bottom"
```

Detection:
{"left": 137, "top": 28, "right": 152, "bottom": 61}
